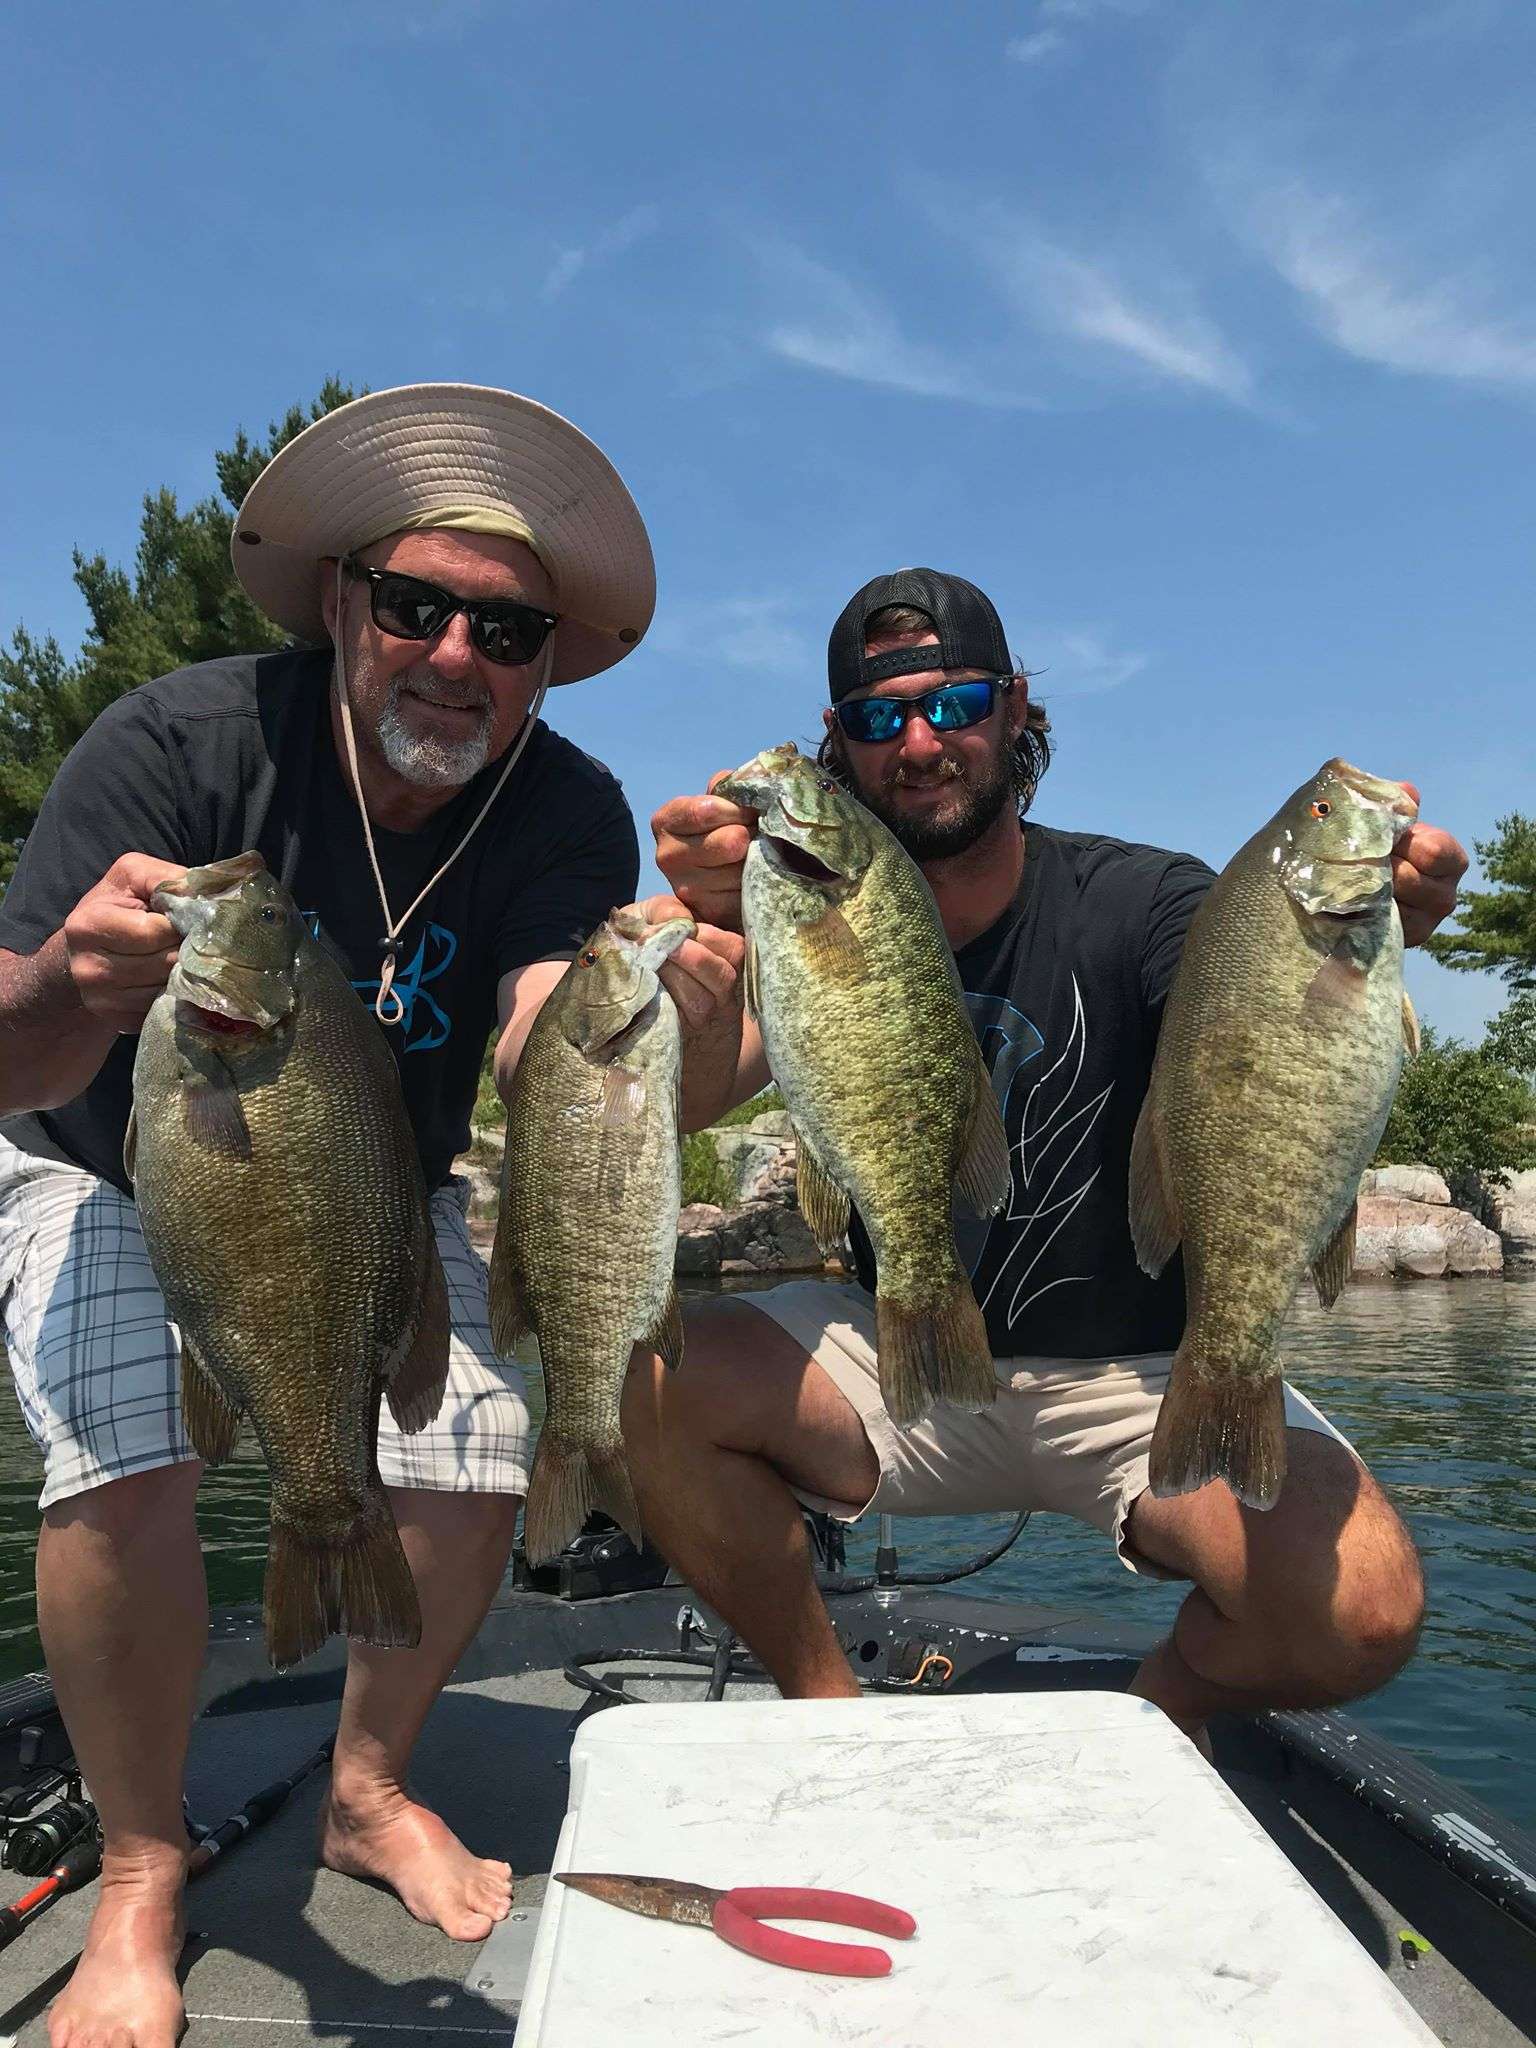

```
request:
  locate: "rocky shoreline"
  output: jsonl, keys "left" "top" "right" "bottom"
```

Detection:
{"left": 457, "top": 1117, "right": 1536, "bottom": 1282}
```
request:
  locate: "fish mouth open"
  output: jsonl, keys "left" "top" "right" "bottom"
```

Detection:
{"left": 761, "top": 832, "right": 842, "bottom": 885}
{"left": 175, "top": 999, "right": 266, "bottom": 1038}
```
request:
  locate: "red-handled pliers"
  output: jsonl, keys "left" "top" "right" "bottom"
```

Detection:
{"left": 554, "top": 1870, "right": 917, "bottom": 1977}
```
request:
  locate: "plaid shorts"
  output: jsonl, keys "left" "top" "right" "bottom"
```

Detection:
{"left": 0, "top": 1132, "right": 531, "bottom": 1510}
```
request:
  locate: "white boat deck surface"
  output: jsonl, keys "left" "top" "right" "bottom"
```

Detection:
{"left": 0, "top": 1667, "right": 1528, "bottom": 2047}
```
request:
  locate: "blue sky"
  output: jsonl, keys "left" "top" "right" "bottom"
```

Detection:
{"left": 4, "top": 0, "right": 1532, "bottom": 1037}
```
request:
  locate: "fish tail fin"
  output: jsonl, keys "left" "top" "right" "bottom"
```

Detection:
{"left": 876, "top": 1277, "right": 997, "bottom": 1431}
{"left": 522, "top": 1430, "right": 642, "bottom": 1568}
{"left": 263, "top": 1495, "right": 421, "bottom": 1670}
{"left": 1149, "top": 1350, "right": 1287, "bottom": 1510}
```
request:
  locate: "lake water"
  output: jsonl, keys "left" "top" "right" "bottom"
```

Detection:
{"left": 2, "top": 1278, "right": 1532, "bottom": 1831}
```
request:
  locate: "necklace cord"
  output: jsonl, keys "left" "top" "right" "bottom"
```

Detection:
{"left": 331, "top": 556, "right": 552, "bottom": 1025}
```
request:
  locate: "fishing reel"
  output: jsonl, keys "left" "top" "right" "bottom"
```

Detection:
{"left": 4, "top": 1791, "right": 98, "bottom": 1876}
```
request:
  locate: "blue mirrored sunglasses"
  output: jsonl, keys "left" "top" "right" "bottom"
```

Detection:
{"left": 834, "top": 676, "right": 1013, "bottom": 745}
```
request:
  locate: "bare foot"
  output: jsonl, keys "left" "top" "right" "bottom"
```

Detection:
{"left": 49, "top": 1857, "right": 187, "bottom": 2048}
{"left": 319, "top": 1785, "right": 513, "bottom": 1940}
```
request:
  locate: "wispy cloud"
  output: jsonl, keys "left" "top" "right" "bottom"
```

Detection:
{"left": 757, "top": 242, "right": 1034, "bottom": 407}
{"left": 648, "top": 596, "right": 815, "bottom": 675}
{"left": 931, "top": 203, "right": 1257, "bottom": 406}
{"left": 1251, "top": 184, "right": 1536, "bottom": 388}
{"left": 1024, "top": 626, "right": 1148, "bottom": 694}
{"left": 1008, "top": 0, "right": 1151, "bottom": 61}
{"left": 542, "top": 203, "right": 661, "bottom": 303}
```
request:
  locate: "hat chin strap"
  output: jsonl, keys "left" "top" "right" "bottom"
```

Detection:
{"left": 331, "top": 556, "right": 552, "bottom": 1027}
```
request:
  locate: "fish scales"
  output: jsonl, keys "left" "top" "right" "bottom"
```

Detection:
{"left": 131, "top": 855, "right": 447, "bottom": 1667}
{"left": 493, "top": 909, "right": 692, "bottom": 1564}
{"left": 1132, "top": 759, "right": 1417, "bottom": 1508}
{"left": 721, "top": 745, "right": 1010, "bottom": 1428}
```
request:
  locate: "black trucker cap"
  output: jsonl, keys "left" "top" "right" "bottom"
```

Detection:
{"left": 826, "top": 567, "right": 1011, "bottom": 703}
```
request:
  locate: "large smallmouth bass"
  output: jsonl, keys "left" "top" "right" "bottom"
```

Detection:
{"left": 491, "top": 906, "right": 695, "bottom": 1566}
{"left": 715, "top": 744, "right": 1011, "bottom": 1429}
{"left": 129, "top": 852, "right": 449, "bottom": 1667}
{"left": 1130, "top": 760, "right": 1419, "bottom": 1509}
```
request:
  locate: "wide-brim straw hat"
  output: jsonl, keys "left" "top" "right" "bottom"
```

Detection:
{"left": 230, "top": 383, "right": 655, "bottom": 685}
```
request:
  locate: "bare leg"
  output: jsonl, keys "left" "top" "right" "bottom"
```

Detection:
{"left": 1126, "top": 1429, "right": 1424, "bottom": 1737}
{"left": 39, "top": 1461, "right": 206, "bottom": 2048}
{"left": 320, "top": 1487, "right": 520, "bottom": 1940}
{"left": 622, "top": 1299, "right": 880, "bottom": 1700}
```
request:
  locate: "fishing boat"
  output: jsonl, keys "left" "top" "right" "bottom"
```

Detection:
{"left": 2, "top": 1510, "right": 1533, "bottom": 2045}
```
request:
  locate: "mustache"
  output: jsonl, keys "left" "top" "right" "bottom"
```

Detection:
{"left": 889, "top": 756, "right": 963, "bottom": 789}
{"left": 393, "top": 671, "right": 494, "bottom": 715}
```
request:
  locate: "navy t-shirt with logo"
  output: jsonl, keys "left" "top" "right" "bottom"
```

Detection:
{"left": 848, "top": 822, "right": 1215, "bottom": 1361}
{"left": 0, "top": 647, "right": 639, "bottom": 1195}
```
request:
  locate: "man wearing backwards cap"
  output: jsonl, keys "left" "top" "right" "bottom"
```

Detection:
{"left": 0, "top": 385, "right": 663, "bottom": 2047}
{"left": 632, "top": 567, "right": 1468, "bottom": 1738}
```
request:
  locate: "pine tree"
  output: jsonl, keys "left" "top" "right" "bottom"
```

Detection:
{"left": 0, "top": 380, "right": 358, "bottom": 887}
{"left": 1424, "top": 813, "right": 1536, "bottom": 991}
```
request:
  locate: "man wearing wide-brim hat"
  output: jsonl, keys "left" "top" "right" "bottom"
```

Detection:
{"left": 0, "top": 384, "right": 671, "bottom": 2046}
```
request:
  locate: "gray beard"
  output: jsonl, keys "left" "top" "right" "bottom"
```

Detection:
{"left": 376, "top": 677, "right": 494, "bottom": 788}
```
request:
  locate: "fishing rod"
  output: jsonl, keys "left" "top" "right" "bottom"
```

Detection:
{"left": 0, "top": 1733, "right": 336, "bottom": 1955}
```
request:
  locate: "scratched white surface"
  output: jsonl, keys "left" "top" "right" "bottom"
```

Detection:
{"left": 515, "top": 1692, "right": 1439, "bottom": 2046}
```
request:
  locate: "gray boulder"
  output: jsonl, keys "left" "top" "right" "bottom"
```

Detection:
{"left": 1354, "top": 1193, "right": 1502, "bottom": 1279}
{"left": 1359, "top": 1165, "right": 1452, "bottom": 1206}
{"left": 1479, "top": 1168, "right": 1536, "bottom": 1273}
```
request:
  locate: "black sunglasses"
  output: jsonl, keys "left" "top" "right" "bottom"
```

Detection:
{"left": 345, "top": 559, "right": 559, "bottom": 668}
{"left": 835, "top": 676, "right": 1013, "bottom": 745}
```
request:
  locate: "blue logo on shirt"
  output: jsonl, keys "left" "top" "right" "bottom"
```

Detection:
{"left": 302, "top": 914, "right": 458, "bottom": 1054}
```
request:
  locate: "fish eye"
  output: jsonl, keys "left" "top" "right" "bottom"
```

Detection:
{"left": 816, "top": 777, "right": 835, "bottom": 792}
{"left": 259, "top": 906, "right": 280, "bottom": 923}
{"left": 579, "top": 949, "right": 598, "bottom": 966}
{"left": 1310, "top": 800, "right": 1332, "bottom": 819}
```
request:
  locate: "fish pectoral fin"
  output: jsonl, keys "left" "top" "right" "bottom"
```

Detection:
{"left": 644, "top": 1281, "right": 685, "bottom": 1372}
{"left": 601, "top": 1063, "right": 647, "bottom": 1129}
{"left": 488, "top": 1245, "right": 529, "bottom": 1356}
{"left": 797, "top": 903, "right": 864, "bottom": 981}
{"left": 955, "top": 1066, "right": 1011, "bottom": 1217}
{"left": 1311, "top": 1202, "right": 1357, "bottom": 1309}
{"left": 1304, "top": 943, "right": 1371, "bottom": 1014}
{"left": 182, "top": 1065, "right": 253, "bottom": 1160}
{"left": 795, "top": 1134, "right": 850, "bottom": 1252}
{"left": 122, "top": 1105, "right": 138, "bottom": 1185}
{"left": 1402, "top": 991, "right": 1421, "bottom": 1057}
{"left": 385, "top": 1239, "right": 450, "bottom": 1433}
{"left": 1128, "top": 1101, "right": 1181, "bottom": 1277}
{"left": 179, "top": 1339, "right": 242, "bottom": 1465}
{"left": 742, "top": 937, "right": 761, "bottom": 1021}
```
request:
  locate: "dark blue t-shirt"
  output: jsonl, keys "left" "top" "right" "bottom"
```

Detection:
{"left": 849, "top": 821, "right": 1214, "bottom": 1360}
{"left": 0, "top": 648, "right": 639, "bottom": 1193}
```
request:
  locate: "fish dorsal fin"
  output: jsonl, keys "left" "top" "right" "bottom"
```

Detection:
{"left": 955, "top": 1067, "right": 1011, "bottom": 1218}
{"left": 795, "top": 1133, "right": 850, "bottom": 1253}
{"left": 1402, "top": 991, "right": 1421, "bottom": 1057}
{"left": 384, "top": 1238, "right": 450, "bottom": 1433}
{"left": 179, "top": 1337, "right": 242, "bottom": 1466}
{"left": 1311, "top": 1202, "right": 1357, "bottom": 1309}
{"left": 645, "top": 1281, "right": 685, "bottom": 1372}
{"left": 1128, "top": 1099, "right": 1181, "bottom": 1277}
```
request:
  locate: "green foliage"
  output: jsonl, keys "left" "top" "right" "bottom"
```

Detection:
{"left": 1424, "top": 813, "right": 1536, "bottom": 990}
{"left": 1481, "top": 990, "right": 1536, "bottom": 1078}
{"left": 0, "top": 380, "right": 359, "bottom": 888}
{"left": 1375, "top": 1024, "right": 1536, "bottom": 1181}
{"left": 710, "top": 1085, "right": 785, "bottom": 1128}
{"left": 681, "top": 1129, "right": 739, "bottom": 1208}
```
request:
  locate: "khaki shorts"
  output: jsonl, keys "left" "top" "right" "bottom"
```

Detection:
{"left": 745, "top": 1280, "right": 1354, "bottom": 1581}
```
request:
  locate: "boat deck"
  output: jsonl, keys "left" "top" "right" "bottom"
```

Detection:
{"left": 3, "top": 1591, "right": 1533, "bottom": 2045}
